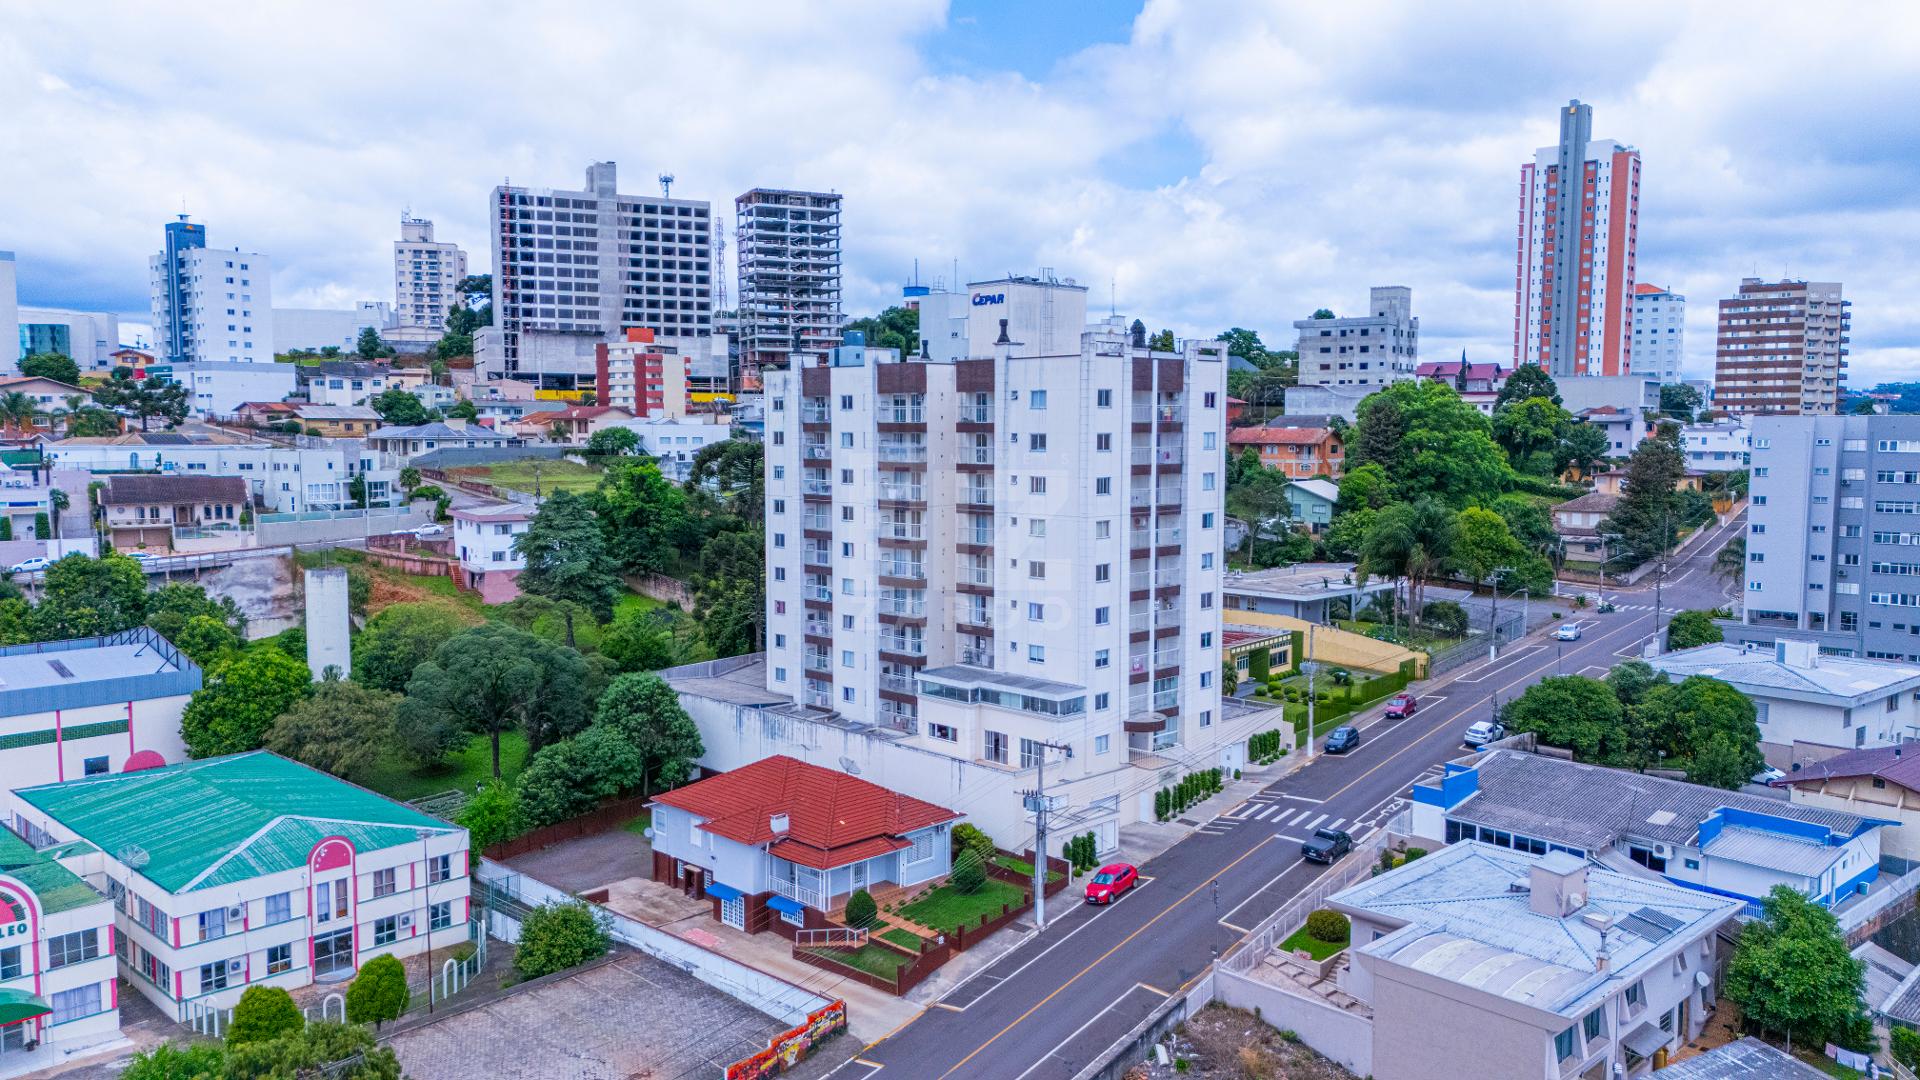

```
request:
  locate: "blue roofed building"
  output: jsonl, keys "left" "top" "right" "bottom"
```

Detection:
{"left": 1410, "top": 748, "right": 1894, "bottom": 915}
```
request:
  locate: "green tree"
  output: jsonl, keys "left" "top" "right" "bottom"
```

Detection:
{"left": 951, "top": 823, "right": 996, "bottom": 866}
{"left": 180, "top": 647, "right": 313, "bottom": 757}
{"left": 1714, "top": 536, "right": 1747, "bottom": 583}
{"left": 1147, "top": 329, "right": 1176, "bottom": 351}
{"left": 842, "top": 305, "right": 919, "bottom": 356}
{"left": 513, "top": 491, "right": 623, "bottom": 646}
{"left": 354, "top": 326, "right": 394, "bottom": 359}
{"left": 592, "top": 672, "right": 704, "bottom": 791}
{"left": 684, "top": 440, "right": 764, "bottom": 521}
{"left": 1559, "top": 420, "right": 1611, "bottom": 479}
{"left": 1450, "top": 507, "right": 1533, "bottom": 587}
{"left": 593, "top": 458, "right": 692, "bottom": 574}
{"left": 514, "top": 899, "right": 611, "bottom": 981}
{"left": 65, "top": 406, "right": 120, "bottom": 437}
{"left": 457, "top": 781, "right": 525, "bottom": 861}
{"left": 223, "top": 1020, "right": 404, "bottom": 1079}
{"left": 691, "top": 529, "right": 763, "bottom": 656}
{"left": 397, "top": 623, "right": 592, "bottom": 775}
{"left": 446, "top": 397, "right": 479, "bottom": 420}
{"left": 1504, "top": 676, "right": 1623, "bottom": 761}
{"left": 1725, "top": 886, "right": 1869, "bottom": 1052}
{"left": 92, "top": 369, "right": 189, "bottom": 431}
{"left": 368, "top": 387, "right": 432, "bottom": 425}
{"left": 1347, "top": 380, "right": 1511, "bottom": 506}
{"left": 1659, "top": 383, "right": 1704, "bottom": 422}
{"left": 1605, "top": 659, "right": 1665, "bottom": 709}
{"left": 1666, "top": 610, "right": 1725, "bottom": 650}
{"left": 397, "top": 466, "right": 422, "bottom": 494}
{"left": 517, "top": 724, "right": 645, "bottom": 826}
{"left": 174, "top": 613, "right": 243, "bottom": 666}
{"left": 227, "top": 985, "right": 303, "bottom": 1046}
{"left": 844, "top": 888, "right": 878, "bottom": 929}
{"left": 1359, "top": 497, "right": 1457, "bottom": 625}
{"left": 33, "top": 552, "right": 149, "bottom": 638}
{"left": 122, "top": 1042, "right": 226, "bottom": 1079}
{"left": 1495, "top": 364, "right": 1561, "bottom": 408}
{"left": 586, "top": 426, "right": 639, "bottom": 456}
{"left": 1491, "top": 397, "right": 1570, "bottom": 473}
{"left": 1601, "top": 427, "right": 1686, "bottom": 568}
{"left": 144, "top": 581, "right": 246, "bottom": 641}
{"left": 1322, "top": 508, "right": 1375, "bottom": 562}
{"left": 18, "top": 352, "right": 81, "bottom": 385}
{"left": 344, "top": 953, "right": 409, "bottom": 1029}
{"left": 601, "top": 605, "right": 702, "bottom": 672}
{"left": 353, "top": 602, "right": 477, "bottom": 693}
{"left": 1335, "top": 463, "right": 1393, "bottom": 513}
{"left": 1310, "top": 308, "right": 1335, "bottom": 319}
{"left": 950, "top": 856, "right": 987, "bottom": 894}
{"left": 1637, "top": 676, "right": 1764, "bottom": 788}
{"left": 265, "top": 674, "right": 399, "bottom": 782}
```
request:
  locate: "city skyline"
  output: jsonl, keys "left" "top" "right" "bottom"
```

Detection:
{"left": 3, "top": 1, "right": 1915, "bottom": 384}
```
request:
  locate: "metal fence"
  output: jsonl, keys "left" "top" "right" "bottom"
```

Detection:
{"left": 1425, "top": 613, "right": 1526, "bottom": 676}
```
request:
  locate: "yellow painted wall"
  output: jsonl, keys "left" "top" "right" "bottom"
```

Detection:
{"left": 1224, "top": 611, "right": 1424, "bottom": 676}
{"left": 535, "top": 389, "right": 592, "bottom": 402}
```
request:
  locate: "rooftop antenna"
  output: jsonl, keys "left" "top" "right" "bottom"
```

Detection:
{"left": 1110, "top": 273, "right": 1117, "bottom": 317}
{"left": 659, "top": 173, "right": 675, "bottom": 198}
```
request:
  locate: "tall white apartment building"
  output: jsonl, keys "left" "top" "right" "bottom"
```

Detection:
{"left": 763, "top": 280, "right": 1231, "bottom": 828}
{"left": 1294, "top": 286, "right": 1418, "bottom": 389}
{"left": 485, "top": 162, "right": 713, "bottom": 386}
{"left": 1514, "top": 100, "right": 1641, "bottom": 378}
{"left": 735, "top": 189, "right": 841, "bottom": 388}
{"left": 393, "top": 215, "right": 466, "bottom": 340}
{"left": 1630, "top": 283, "right": 1685, "bottom": 384}
{"left": 148, "top": 216, "right": 274, "bottom": 364}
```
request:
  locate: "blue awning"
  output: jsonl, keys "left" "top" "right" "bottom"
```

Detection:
{"left": 765, "top": 894, "right": 806, "bottom": 915}
{"left": 703, "top": 881, "right": 744, "bottom": 902}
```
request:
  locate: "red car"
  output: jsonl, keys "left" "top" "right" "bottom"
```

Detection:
{"left": 1384, "top": 693, "right": 1419, "bottom": 719}
{"left": 1084, "top": 863, "right": 1138, "bottom": 904}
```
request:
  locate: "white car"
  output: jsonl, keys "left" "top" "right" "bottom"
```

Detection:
{"left": 410, "top": 523, "right": 446, "bottom": 538}
{"left": 1753, "top": 766, "right": 1787, "bottom": 785}
{"left": 7, "top": 557, "right": 48, "bottom": 574}
{"left": 126, "top": 551, "right": 154, "bottom": 562}
{"left": 1463, "top": 720, "right": 1506, "bottom": 747}
{"left": 1554, "top": 623, "right": 1583, "bottom": 641}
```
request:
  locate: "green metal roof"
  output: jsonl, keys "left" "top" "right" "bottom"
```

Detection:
{"left": 15, "top": 751, "right": 457, "bottom": 894}
{"left": 0, "top": 989, "right": 50, "bottom": 1026}
{"left": 0, "top": 831, "right": 105, "bottom": 916}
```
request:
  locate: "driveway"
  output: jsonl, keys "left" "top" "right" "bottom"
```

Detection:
{"left": 505, "top": 828, "right": 653, "bottom": 895}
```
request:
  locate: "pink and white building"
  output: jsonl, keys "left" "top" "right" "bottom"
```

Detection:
{"left": 452, "top": 501, "right": 531, "bottom": 604}
{"left": 1514, "top": 99, "right": 1641, "bottom": 379}
{"left": 7, "top": 752, "right": 470, "bottom": 1023}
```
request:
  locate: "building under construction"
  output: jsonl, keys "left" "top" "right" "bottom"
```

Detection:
{"left": 735, "top": 189, "right": 842, "bottom": 389}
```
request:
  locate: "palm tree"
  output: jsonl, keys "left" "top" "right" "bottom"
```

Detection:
{"left": 0, "top": 392, "right": 42, "bottom": 436}
{"left": 51, "top": 395, "right": 86, "bottom": 439}
{"left": 1713, "top": 535, "right": 1746, "bottom": 582}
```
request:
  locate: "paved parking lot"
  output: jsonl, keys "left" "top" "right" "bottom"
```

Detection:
{"left": 388, "top": 951, "right": 790, "bottom": 1080}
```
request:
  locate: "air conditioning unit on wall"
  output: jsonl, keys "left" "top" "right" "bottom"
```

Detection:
{"left": 226, "top": 958, "right": 243, "bottom": 975}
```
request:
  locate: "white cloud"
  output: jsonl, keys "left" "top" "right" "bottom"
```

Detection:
{"left": 1, "top": 0, "right": 1915, "bottom": 385}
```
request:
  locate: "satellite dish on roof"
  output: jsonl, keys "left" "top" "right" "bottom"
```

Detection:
{"left": 839, "top": 757, "right": 861, "bottom": 776}
{"left": 119, "top": 844, "right": 150, "bottom": 870}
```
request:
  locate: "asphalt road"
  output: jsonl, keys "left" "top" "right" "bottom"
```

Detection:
{"left": 833, "top": 512, "right": 1745, "bottom": 1080}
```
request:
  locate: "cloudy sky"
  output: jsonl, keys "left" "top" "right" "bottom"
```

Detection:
{"left": 4, "top": 0, "right": 1916, "bottom": 384}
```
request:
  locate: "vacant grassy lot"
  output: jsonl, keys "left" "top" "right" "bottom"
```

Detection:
{"left": 452, "top": 459, "right": 604, "bottom": 496}
{"left": 362, "top": 731, "right": 530, "bottom": 804}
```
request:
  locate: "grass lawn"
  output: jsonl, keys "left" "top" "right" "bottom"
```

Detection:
{"left": 1279, "top": 924, "right": 1349, "bottom": 962}
{"left": 898, "top": 879, "right": 1027, "bottom": 935}
{"left": 991, "top": 855, "right": 1064, "bottom": 884}
{"left": 1798, "top": 1054, "right": 1862, "bottom": 1080}
{"left": 621, "top": 811, "right": 652, "bottom": 835}
{"left": 879, "top": 927, "right": 923, "bottom": 952}
{"left": 613, "top": 593, "right": 667, "bottom": 619}
{"left": 456, "top": 459, "right": 604, "bottom": 496}
{"left": 361, "top": 731, "right": 530, "bottom": 804}
{"left": 804, "top": 943, "right": 912, "bottom": 980}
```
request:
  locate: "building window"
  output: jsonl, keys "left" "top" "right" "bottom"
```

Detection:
{"left": 430, "top": 900, "right": 454, "bottom": 931}
{"left": 372, "top": 868, "right": 397, "bottom": 898}
{"left": 373, "top": 916, "right": 399, "bottom": 947}
{"left": 428, "top": 854, "right": 452, "bottom": 883}
{"left": 1030, "top": 476, "right": 1046, "bottom": 494}
{"left": 985, "top": 731, "right": 1009, "bottom": 764}
{"left": 1030, "top": 390, "right": 1047, "bottom": 410}
{"left": 1028, "top": 644, "right": 1045, "bottom": 663}
{"left": 1583, "top": 1009, "right": 1603, "bottom": 1042}
{"left": 1555, "top": 1028, "right": 1575, "bottom": 1061}
{"left": 51, "top": 983, "right": 102, "bottom": 1026}
{"left": 1095, "top": 692, "right": 1110, "bottom": 709}
{"left": 1095, "top": 607, "right": 1110, "bottom": 625}
{"left": 1096, "top": 389, "right": 1112, "bottom": 407}
{"left": 1094, "top": 735, "right": 1110, "bottom": 754}
{"left": 47, "top": 930, "right": 99, "bottom": 970}
{"left": 199, "top": 962, "right": 231, "bottom": 993}
{"left": 83, "top": 756, "right": 108, "bottom": 776}
{"left": 1096, "top": 477, "right": 1111, "bottom": 494}
{"left": 0, "top": 946, "right": 18, "bottom": 981}
{"left": 928, "top": 723, "right": 957, "bottom": 742}
{"left": 197, "top": 908, "right": 227, "bottom": 942}
{"left": 1094, "top": 649, "right": 1110, "bottom": 668}
{"left": 266, "top": 942, "right": 292, "bottom": 974}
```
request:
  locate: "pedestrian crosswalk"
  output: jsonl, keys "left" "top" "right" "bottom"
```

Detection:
{"left": 1214, "top": 803, "right": 1347, "bottom": 835}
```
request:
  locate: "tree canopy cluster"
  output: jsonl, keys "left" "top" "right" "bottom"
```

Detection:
{"left": 1501, "top": 660, "right": 1765, "bottom": 788}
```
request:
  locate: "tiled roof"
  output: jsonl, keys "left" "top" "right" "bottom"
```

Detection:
{"left": 652, "top": 755, "right": 959, "bottom": 868}
{"left": 1782, "top": 743, "right": 1920, "bottom": 792}
{"left": 367, "top": 422, "right": 506, "bottom": 441}
{"left": 1448, "top": 751, "right": 1871, "bottom": 853}
{"left": 294, "top": 405, "right": 380, "bottom": 420}
{"left": 1228, "top": 426, "right": 1328, "bottom": 445}
{"left": 1334, "top": 842, "right": 1739, "bottom": 1018}
{"left": 15, "top": 751, "right": 458, "bottom": 894}
{"left": 1554, "top": 491, "right": 1619, "bottom": 515}
{"left": 102, "top": 473, "right": 247, "bottom": 505}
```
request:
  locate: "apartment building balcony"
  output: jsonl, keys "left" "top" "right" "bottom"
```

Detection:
{"left": 958, "top": 486, "right": 994, "bottom": 509}
{"left": 877, "top": 703, "right": 919, "bottom": 735}
{"left": 957, "top": 404, "right": 993, "bottom": 426}
{"left": 878, "top": 561, "right": 926, "bottom": 584}
{"left": 955, "top": 610, "right": 994, "bottom": 636}
{"left": 879, "top": 672, "right": 919, "bottom": 696}
{"left": 1131, "top": 404, "right": 1184, "bottom": 428}
{"left": 878, "top": 441, "right": 928, "bottom": 463}
{"left": 1129, "top": 488, "right": 1182, "bottom": 511}
{"left": 959, "top": 647, "right": 995, "bottom": 669}
{"left": 956, "top": 446, "right": 994, "bottom": 470}
{"left": 804, "top": 690, "right": 834, "bottom": 710}
{"left": 801, "top": 440, "right": 832, "bottom": 463}
{"left": 956, "top": 565, "right": 994, "bottom": 593}
{"left": 878, "top": 593, "right": 926, "bottom": 618}
{"left": 802, "top": 479, "right": 833, "bottom": 498}
{"left": 879, "top": 521, "right": 925, "bottom": 543}
{"left": 803, "top": 650, "right": 832, "bottom": 674}
{"left": 878, "top": 634, "right": 926, "bottom": 657}
{"left": 802, "top": 513, "right": 831, "bottom": 536}
{"left": 879, "top": 405, "right": 925, "bottom": 425}
{"left": 803, "top": 619, "right": 832, "bottom": 641}
{"left": 1129, "top": 526, "right": 1183, "bottom": 551}
{"left": 957, "top": 525, "right": 994, "bottom": 552}
{"left": 804, "top": 585, "right": 833, "bottom": 607}
{"left": 1129, "top": 567, "right": 1184, "bottom": 593}
{"left": 802, "top": 545, "right": 832, "bottom": 570}
{"left": 1123, "top": 706, "right": 1168, "bottom": 734}
{"left": 800, "top": 403, "right": 831, "bottom": 424}
{"left": 878, "top": 482, "right": 924, "bottom": 504}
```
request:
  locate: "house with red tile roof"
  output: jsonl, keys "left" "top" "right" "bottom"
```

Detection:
{"left": 648, "top": 755, "right": 962, "bottom": 936}
{"left": 1227, "top": 422, "right": 1343, "bottom": 479}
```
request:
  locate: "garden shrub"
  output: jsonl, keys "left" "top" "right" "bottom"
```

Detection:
{"left": 845, "top": 889, "right": 878, "bottom": 929}
{"left": 950, "top": 857, "right": 986, "bottom": 895}
{"left": 1305, "top": 908, "right": 1349, "bottom": 944}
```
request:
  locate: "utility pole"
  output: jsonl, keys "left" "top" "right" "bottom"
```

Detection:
{"left": 1653, "top": 510, "right": 1671, "bottom": 653}
{"left": 1489, "top": 567, "right": 1512, "bottom": 662}
{"left": 1020, "top": 739, "right": 1072, "bottom": 931}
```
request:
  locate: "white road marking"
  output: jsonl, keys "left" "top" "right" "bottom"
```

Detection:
{"left": 1304, "top": 814, "right": 1328, "bottom": 831}
{"left": 1254, "top": 805, "right": 1277, "bottom": 821}
{"left": 1326, "top": 817, "right": 1345, "bottom": 830}
{"left": 1219, "top": 855, "right": 1307, "bottom": 928}
{"left": 1278, "top": 794, "right": 1323, "bottom": 804}
{"left": 1287, "top": 809, "right": 1314, "bottom": 827}
{"left": 1016, "top": 985, "right": 1164, "bottom": 1080}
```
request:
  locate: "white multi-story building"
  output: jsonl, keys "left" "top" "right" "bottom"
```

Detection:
{"left": 452, "top": 501, "right": 531, "bottom": 604}
{"left": 169, "top": 361, "right": 297, "bottom": 418}
{"left": 735, "top": 189, "right": 841, "bottom": 387}
{"left": 393, "top": 215, "right": 466, "bottom": 342}
{"left": 485, "top": 161, "right": 713, "bottom": 385}
{"left": 47, "top": 437, "right": 399, "bottom": 513}
{"left": 15, "top": 307, "right": 121, "bottom": 373}
{"left": 1293, "top": 287, "right": 1418, "bottom": 390}
{"left": 1630, "top": 284, "right": 1685, "bottom": 384}
{"left": 7, "top": 752, "right": 470, "bottom": 1024}
{"left": 1680, "top": 418, "right": 1749, "bottom": 471}
{"left": 624, "top": 416, "right": 731, "bottom": 481}
{"left": 270, "top": 304, "right": 390, "bottom": 357}
{"left": 1514, "top": 100, "right": 1641, "bottom": 378}
{"left": 148, "top": 217, "right": 273, "bottom": 365}
{"left": 763, "top": 283, "right": 1233, "bottom": 834}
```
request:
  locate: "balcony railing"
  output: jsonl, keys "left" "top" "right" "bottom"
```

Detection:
{"left": 804, "top": 651, "right": 831, "bottom": 672}
{"left": 804, "top": 620, "right": 831, "bottom": 637}
{"left": 1132, "top": 404, "right": 1184, "bottom": 424}
{"left": 877, "top": 708, "right": 918, "bottom": 735}
{"left": 959, "top": 566, "right": 993, "bottom": 587}
{"left": 959, "top": 446, "right": 994, "bottom": 466}
{"left": 1153, "top": 688, "right": 1179, "bottom": 710}
{"left": 802, "top": 480, "right": 832, "bottom": 496}
{"left": 802, "top": 545, "right": 831, "bottom": 566}
{"left": 879, "top": 562, "right": 926, "bottom": 581}
{"left": 959, "top": 404, "right": 992, "bottom": 423}
{"left": 880, "top": 595, "right": 926, "bottom": 616}
{"left": 807, "top": 586, "right": 833, "bottom": 602}
{"left": 801, "top": 441, "right": 832, "bottom": 461}
{"left": 1131, "top": 446, "right": 1184, "bottom": 467}
{"left": 881, "top": 522, "right": 925, "bottom": 541}
{"left": 878, "top": 442, "right": 928, "bottom": 463}
{"left": 1129, "top": 568, "right": 1183, "bottom": 590}
{"left": 879, "top": 635, "right": 926, "bottom": 656}
{"left": 804, "top": 692, "right": 833, "bottom": 710}
{"left": 959, "top": 647, "right": 994, "bottom": 668}
{"left": 958, "top": 608, "right": 993, "bottom": 627}
{"left": 1130, "top": 526, "right": 1184, "bottom": 548}
{"left": 801, "top": 515, "right": 830, "bottom": 531}
{"left": 801, "top": 404, "right": 830, "bottom": 423}
{"left": 959, "top": 487, "right": 994, "bottom": 506}
{"left": 879, "top": 483, "right": 924, "bottom": 502}
{"left": 960, "top": 527, "right": 993, "bottom": 545}
{"left": 882, "top": 406, "right": 925, "bottom": 424}
{"left": 880, "top": 673, "right": 918, "bottom": 694}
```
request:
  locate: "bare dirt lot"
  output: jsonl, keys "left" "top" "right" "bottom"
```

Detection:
{"left": 1130, "top": 1003, "right": 1356, "bottom": 1080}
